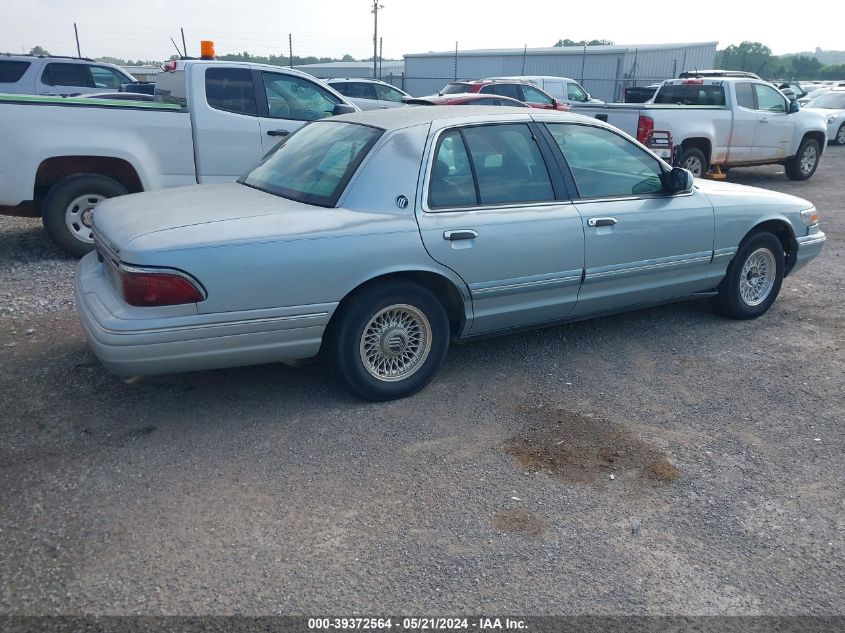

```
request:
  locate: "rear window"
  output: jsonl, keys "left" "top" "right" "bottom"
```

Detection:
{"left": 0, "top": 60, "right": 30, "bottom": 83}
{"left": 654, "top": 84, "right": 725, "bottom": 106}
{"left": 241, "top": 121, "right": 383, "bottom": 207}
{"left": 441, "top": 83, "right": 470, "bottom": 95}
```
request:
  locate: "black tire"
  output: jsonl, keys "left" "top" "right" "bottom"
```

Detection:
{"left": 677, "top": 146, "right": 708, "bottom": 177}
{"left": 713, "top": 231, "right": 785, "bottom": 320}
{"left": 328, "top": 281, "right": 450, "bottom": 401}
{"left": 785, "top": 137, "right": 821, "bottom": 180}
{"left": 42, "top": 174, "right": 128, "bottom": 257}
{"left": 833, "top": 123, "right": 845, "bottom": 146}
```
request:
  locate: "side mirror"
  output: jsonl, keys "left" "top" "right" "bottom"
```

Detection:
{"left": 664, "top": 166, "right": 695, "bottom": 193}
{"left": 789, "top": 100, "right": 800, "bottom": 113}
{"left": 332, "top": 103, "right": 357, "bottom": 116}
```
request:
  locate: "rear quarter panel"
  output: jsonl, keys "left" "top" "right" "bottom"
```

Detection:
{"left": 0, "top": 99, "right": 196, "bottom": 206}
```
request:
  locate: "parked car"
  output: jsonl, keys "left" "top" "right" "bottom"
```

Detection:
{"left": 437, "top": 80, "right": 570, "bottom": 111}
{"left": 575, "top": 77, "right": 828, "bottom": 179}
{"left": 798, "top": 82, "right": 845, "bottom": 105}
{"left": 0, "top": 53, "right": 138, "bottom": 95}
{"left": 75, "top": 107, "right": 825, "bottom": 401}
{"left": 325, "top": 78, "right": 411, "bottom": 110}
{"left": 779, "top": 82, "right": 809, "bottom": 100}
{"left": 404, "top": 93, "right": 529, "bottom": 107}
{"left": 803, "top": 89, "right": 845, "bottom": 145}
{"left": 0, "top": 59, "right": 357, "bottom": 256}
{"left": 485, "top": 75, "right": 604, "bottom": 105}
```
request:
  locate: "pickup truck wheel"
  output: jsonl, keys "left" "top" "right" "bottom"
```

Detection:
{"left": 42, "top": 174, "right": 128, "bottom": 257}
{"left": 785, "top": 138, "right": 821, "bottom": 180}
{"left": 713, "top": 231, "right": 784, "bottom": 320}
{"left": 834, "top": 124, "right": 845, "bottom": 146}
{"left": 677, "top": 147, "right": 707, "bottom": 177}
{"left": 329, "top": 282, "right": 450, "bottom": 401}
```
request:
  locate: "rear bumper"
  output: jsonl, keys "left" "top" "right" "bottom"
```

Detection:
{"left": 74, "top": 252, "right": 332, "bottom": 377}
{"left": 791, "top": 231, "right": 826, "bottom": 275}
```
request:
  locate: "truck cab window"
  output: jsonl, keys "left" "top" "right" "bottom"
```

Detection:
{"left": 262, "top": 73, "right": 340, "bottom": 121}
{"left": 753, "top": 84, "right": 787, "bottom": 113}
{"left": 205, "top": 67, "right": 257, "bottom": 116}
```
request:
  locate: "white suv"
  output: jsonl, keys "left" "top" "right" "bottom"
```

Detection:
{"left": 0, "top": 54, "right": 137, "bottom": 95}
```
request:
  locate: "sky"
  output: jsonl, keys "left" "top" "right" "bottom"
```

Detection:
{"left": 1, "top": 0, "right": 841, "bottom": 62}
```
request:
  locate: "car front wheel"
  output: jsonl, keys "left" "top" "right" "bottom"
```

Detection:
{"left": 714, "top": 231, "right": 785, "bottom": 320}
{"left": 834, "top": 123, "right": 845, "bottom": 146}
{"left": 329, "top": 282, "right": 450, "bottom": 401}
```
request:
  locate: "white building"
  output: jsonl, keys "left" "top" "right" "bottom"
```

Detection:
{"left": 403, "top": 42, "right": 718, "bottom": 100}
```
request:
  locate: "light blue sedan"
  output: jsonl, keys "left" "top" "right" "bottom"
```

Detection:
{"left": 76, "top": 107, "right": 826, "bottom": 400}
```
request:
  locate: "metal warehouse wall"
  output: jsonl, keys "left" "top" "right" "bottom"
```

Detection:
{"left": 403, "top": 43, "right": 716, "bottom": 101}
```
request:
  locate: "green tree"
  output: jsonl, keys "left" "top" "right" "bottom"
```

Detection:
{"left": 29, "top": 45, "right": 49, "bottom": 56}
{"left": 717, "top": 41, "right": 773, "bottom": 74}
{"left": 341, "top": 54, "right": 356, "bottom": 61}
{"left": 554, "top": 39, "right": 613, "bottom": 47}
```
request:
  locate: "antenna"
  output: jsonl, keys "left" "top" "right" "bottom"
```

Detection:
{"left": 180, "top": 28, "right": 188, "bottom": 57}
{"left": 73, "top": 22, "right": 81, "bottom": 57}
{"left": 170, "top": 37, "right": 183, "bottom": 58}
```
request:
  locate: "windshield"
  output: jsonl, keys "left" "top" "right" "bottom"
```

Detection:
{"left": 441, "top": 83, "right": 470, "bottom": 95}
{"left": 807, "top": 93, "right": 845, "bottom": 109}
{"left": 241, "top": 121, "right": 383, "bottom": 207}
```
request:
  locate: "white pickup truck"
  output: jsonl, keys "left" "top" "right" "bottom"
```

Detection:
{"left": 575, "top": 78, "right": 827, "bottom": 181}
{"left": 0, "top": 59, "right": 358, "bottom": 256}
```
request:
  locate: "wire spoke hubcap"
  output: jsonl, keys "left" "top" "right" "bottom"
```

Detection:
{"left": 65, "top": 194, "right": 105, "bottom": 243}
{"left": 360, "top": 304, "right": 432, "bottom": 382}
{"left": 739, "top": 248, "right": 776, "bottom": 306}
{"left": 800, "top": 146, "right": 817, "bottom": 174}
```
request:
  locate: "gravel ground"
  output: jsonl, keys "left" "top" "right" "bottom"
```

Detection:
{"left": 0, "top": 147, "right": 843, "bottom": 616}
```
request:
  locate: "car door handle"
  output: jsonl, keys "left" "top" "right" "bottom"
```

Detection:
{"left": 587, "top": 217, "right": 618, "bottom": 227}
{"left": 760, "top": 117, "right": 769, "bottom": 123}
{"left": 267, "top": 129, "right": 290, "bottom": 137}
{"left": 443, "top": 229, "right": 478, "bottom": 241}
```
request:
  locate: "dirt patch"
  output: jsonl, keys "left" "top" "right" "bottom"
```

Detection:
{"left": 491, "top": 509, "right": 547, "bottom": 538}
{"left": 504, "top": 406, "right": 679, "bottom": 487}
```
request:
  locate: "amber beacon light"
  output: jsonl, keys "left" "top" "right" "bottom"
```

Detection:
{"left": 200, "top": 40, "right": 215, "bottom": 60}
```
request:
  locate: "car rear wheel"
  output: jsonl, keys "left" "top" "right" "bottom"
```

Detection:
{"left": 677, "top": 146, "right": 707, "bottom": 177}
{"left": 329, "top": 282, "right": 450, "bottom": 401}
{"left": 785, "top": 137, "right": 821, "bottom": 180}
{"left": 713, "top": 231, "right": 784, "bottom": 320}
{"left": 42, "top": 174, "right": 128, "bottom": 257}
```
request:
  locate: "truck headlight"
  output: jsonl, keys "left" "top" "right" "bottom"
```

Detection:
{"left": 801, "top": 207, "right": 819, "bottom": 226}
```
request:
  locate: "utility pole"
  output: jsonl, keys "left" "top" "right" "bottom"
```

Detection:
{"left": 379, "top": 37, "right": 383, "bottom": 79}
{"left": 372, "top": 1, "right": 384, "bottom": 78}
{"left": 73, "top": 22, "right": 81, "bottom": 57}
{"left": 289, "top": 33, "right": 293, "bottom": 68}
{"left": 521, "top": 44, "right": 527, "bottom": 75}
{"left": 454, "top": 41, "right": 458, "bottom": 80}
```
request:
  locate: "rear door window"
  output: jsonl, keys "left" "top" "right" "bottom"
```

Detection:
{"left": 205, "top": 67, "right": 257, "bottom": 115}
{"left": 429, "top": 130, "right": 477, "bottom": 208}
{"left": 337, "top": 81, "right": 378, "bottom": 100}
{"left": 261, "top": 72, "right": 340, "bottom": 120}
{"left": 480, "top": 83, "right": 521, "bottom": 100}
{"left": 41, "top": 63, "right": 94, "bottom": 88}
{"left": 0, "top": 60, "right": 31, "bottom": 83}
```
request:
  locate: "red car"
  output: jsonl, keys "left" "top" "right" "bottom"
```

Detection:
{"left": 438, "top": 80, "right": 570, "bottom": 111}
{"left": 404, "top": 93, "right": 530, "bottom": 107}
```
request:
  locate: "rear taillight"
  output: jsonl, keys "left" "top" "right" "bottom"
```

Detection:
{"left": 636, "top": 114, "right": 654, "bottom": 144}
{"left": 162, "top": 60, "right": 177, "bottom": 72}
{"left": 117, "top": 264, "right": 205, "bottom": 307}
